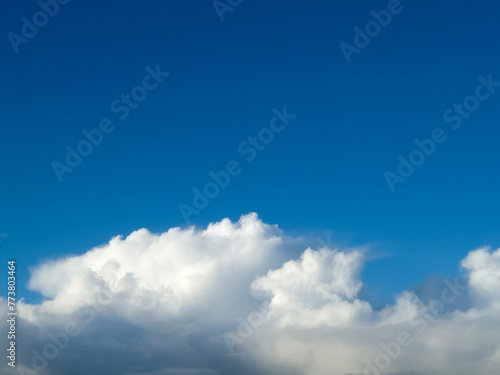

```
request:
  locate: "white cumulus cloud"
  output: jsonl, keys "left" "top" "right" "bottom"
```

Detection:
{"left": 3, "top": 214, "right": 500, "bottom": 375}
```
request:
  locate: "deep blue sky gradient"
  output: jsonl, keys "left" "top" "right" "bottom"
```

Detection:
{"left": 1, "top": 0, "right": 499, "bottom": 304}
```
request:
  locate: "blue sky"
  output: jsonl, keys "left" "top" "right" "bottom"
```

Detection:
{"left": 1, "top": 0, "right": 500, "bottom": 312}
{"left": 2, "top": 2, "right": 500, "bottom": 375}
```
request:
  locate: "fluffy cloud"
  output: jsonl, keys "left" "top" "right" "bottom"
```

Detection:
{"left": 462, "top": 246, "right": 500, "bottom": 306}
{"left": 3, "top": 214, "right": 500, "bottom": 375}
{"left": 250, "top": 248, "right": 372, "bottom": 328}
